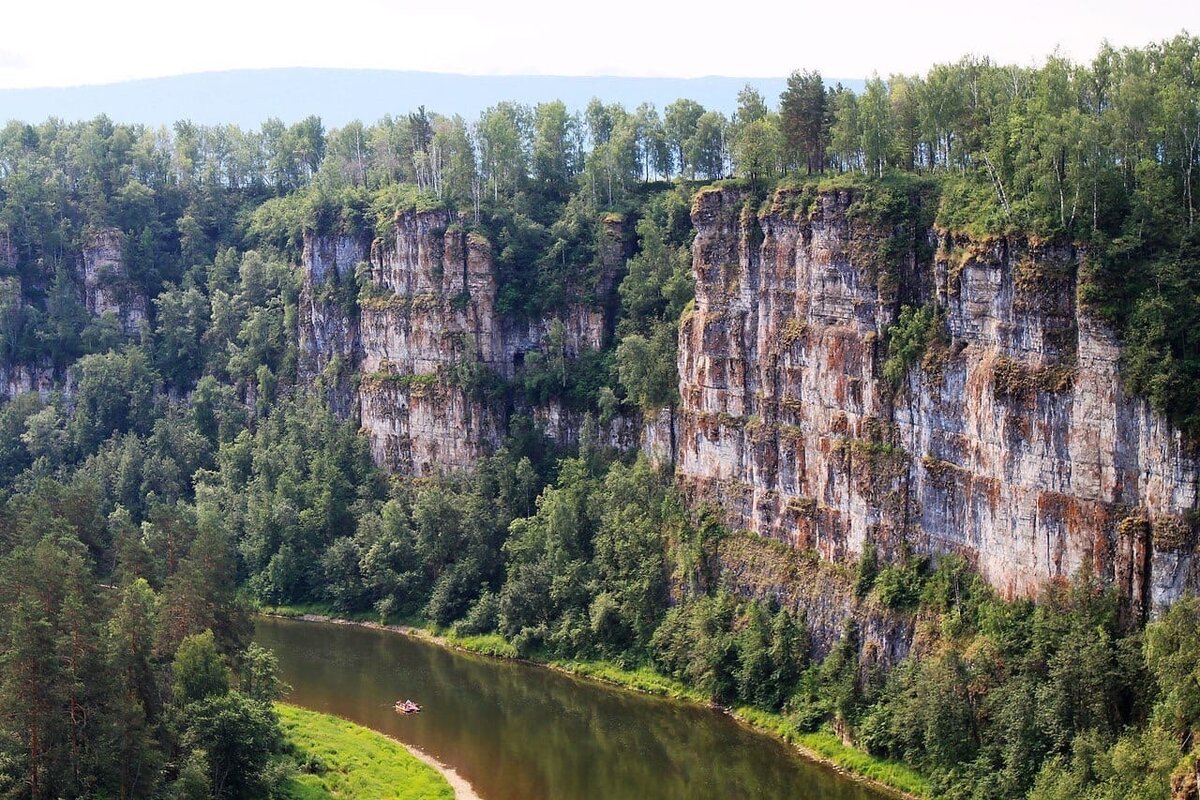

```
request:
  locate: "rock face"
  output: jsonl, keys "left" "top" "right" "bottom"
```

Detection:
{"left": 532, "top": 401, "right": 643, "bottom": 452}
{"left": 297, "top": 232, "right": 366, "bottom": 418}
{"left": 716, "top": 531, "right": 914, "bottom": 666}
{"left": 298, "top": 208, "right": 627, "bottom": 475}
{"left": 293, "top": 188, "right": 1198, "bottom": 629}
{"left": 677, "top": 186, "right": 1199, "bottom": 615}
{"left": 0, "top": 364, "right": 56, "bottom": 400}
{"left": 79, "top": 228, "right": 148, "bottom": 336}
{"left": 355, "top": 211, "right": 509, "bottom": 473}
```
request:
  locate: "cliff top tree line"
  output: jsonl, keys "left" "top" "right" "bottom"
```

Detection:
{"left": 1, "top": 34, "right": 1197, "bottom": 431}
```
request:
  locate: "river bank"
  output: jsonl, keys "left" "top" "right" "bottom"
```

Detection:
{"left": 279, "top": 703, "right": 481, "bottom": 800}
{"left": 260, "top": 605, "right": 928, "bottom": 799}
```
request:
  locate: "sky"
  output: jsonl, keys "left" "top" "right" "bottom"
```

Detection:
{"left": 0, "top": 0, "right": 1195, "bottom": 89}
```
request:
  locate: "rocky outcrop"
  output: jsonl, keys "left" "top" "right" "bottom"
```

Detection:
{"left": 358, "top": 375, "right": 505, "bottom": 475}
{"left": 79, "top": 228, "right": 147, "bottom": 336}
{"left": 355, "top": 212, "right": 509, "bottom": 473}
{"left": 531, "top": 402, "right": 643, "bottom": 451}
{"left": 292, "top": 186, "right": 1199, "bottom": 632}
{"left": 0, "top": 364, "right": 56, "bottom": 400}
{"left": 297, "top": 233, "right": 366, "bottom": 418}
{"left": 358, "top": 210, "right": 614, "bottom": 379}
{"left": 677, "top": 186, "right": 1199, "bottom": 617}
{"left": 359, "top": 212, "right": 502, "bottom": 377}
{"left": 716, "top": 531, "right": 913, "bottom": 667}
{"left": 639, "top": 408, "right": 677, "bottom": 465}
{"left": 295, "top": 208, "right": 629, "bottom": 475}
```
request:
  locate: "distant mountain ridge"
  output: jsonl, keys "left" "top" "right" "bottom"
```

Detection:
{"left": 0, "top": 68, "right": 865, "bottom": 128}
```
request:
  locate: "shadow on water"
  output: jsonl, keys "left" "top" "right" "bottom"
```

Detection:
{"left": 256, "top": 617, "right": 886, "bottom": 800}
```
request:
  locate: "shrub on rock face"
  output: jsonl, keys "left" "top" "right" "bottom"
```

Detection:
{"left": 874, "top": 559, "right": 927, "bottom": 610}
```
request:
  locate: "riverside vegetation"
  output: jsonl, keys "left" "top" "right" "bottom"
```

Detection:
{"left": 1, "top": 34, "right": 1199, "bottom": 800}
{"left": 275, "top": 705, "right": 454, "bottom": 800}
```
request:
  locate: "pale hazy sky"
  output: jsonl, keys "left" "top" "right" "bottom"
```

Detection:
{"left": 0, "top": 0, "right": 1195, "bottom": 88}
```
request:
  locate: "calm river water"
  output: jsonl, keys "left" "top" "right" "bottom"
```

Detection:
{"left": 256, "top": 616, "right": 886, "bottom": 800}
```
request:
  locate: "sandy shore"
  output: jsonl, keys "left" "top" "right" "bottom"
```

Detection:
{"left": 398, "top": 740, "right": 484, "bottom": 800}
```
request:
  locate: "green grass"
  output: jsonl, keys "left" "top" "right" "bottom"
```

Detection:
{"left": 733, "top": 705, "right": 803, "bottom": 741}
{"left": 444, "top": 632, "right": 519, "bottom": 659}
{"left": 549, "top": 659, "right": 708, "bottom": 703}
{"left": 797, "top": 729, "right": 931, "bottom": 798}
{"left": 283, "top": 779, "right": 331, "bottom": 800}
{"left": 727, "top": 708, "right": 929, "bottom": 798}
{"left": 258, "top": 601, "right": 361, "bottom": 619}
{"left": 277, "top": 704, "right": 454, "bottom": 800}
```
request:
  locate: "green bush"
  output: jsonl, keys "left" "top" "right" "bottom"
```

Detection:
{"left": 874, "top": 558, "right": 927, "bottom": 609}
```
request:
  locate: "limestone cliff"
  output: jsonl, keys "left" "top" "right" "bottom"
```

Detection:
{"left": 677, "top": 186, "right": 1199, "bottom": 616}
{"left": 1, "top": 227, "right": 142, "bottom": 399}
{"left": 293, "top": 186, "right": 1198, "bottom": 630}
{"left": 356, "top": 210, "right": 508, "bottom": 473}
{"left": 79, "top": 228, "right": 148, "bottom": 336}
{"left": 0, "top": 363, "right": 56, "bottom": 400}
{"left": 298, "top": 207, "right": 627, "bottom": 474}
{"left": 297, "top": 232, "right": 365, "bottom": 418}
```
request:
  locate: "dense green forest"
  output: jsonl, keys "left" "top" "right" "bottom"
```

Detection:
{"left": 1, "top": 35, "right": 1199, "bottom": 799}
{"left": 0, "top": 499, "right": 295, "bottom": 798}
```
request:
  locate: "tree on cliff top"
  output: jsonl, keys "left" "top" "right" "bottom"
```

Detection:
{"left": 780, "top": 70, "right": 829, "bottom": 175}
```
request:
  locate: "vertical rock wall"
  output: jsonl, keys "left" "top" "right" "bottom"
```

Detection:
{"left": 290, "top": 187, "right": 1198, "bottom": 635}
{"left": 296, "top": 208, "right": 627, "bottom": 475}
{"left": 297, "top": 232, "right": 366, "bottom": 418}
{"left": 79, "top": 228, "right": 148, "bottom": 336}
{"left": 676, "top": 186, "right": 1199, "bottom": 614}
{"left": 355, "top": 212, "right": 508, "bottom": 473}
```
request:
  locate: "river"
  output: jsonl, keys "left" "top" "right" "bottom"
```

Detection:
{"left": 256, "top": 616, "right": 887, "bottom": 800}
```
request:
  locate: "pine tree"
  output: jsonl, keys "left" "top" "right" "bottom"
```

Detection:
{"left": 780, "top": 70, "right": 829, "bottom": 174}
